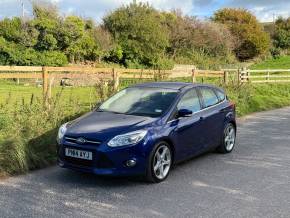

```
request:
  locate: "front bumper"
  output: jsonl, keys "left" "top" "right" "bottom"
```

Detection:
{"left": 57, "top": 141, "right": 152, "bottom": 176}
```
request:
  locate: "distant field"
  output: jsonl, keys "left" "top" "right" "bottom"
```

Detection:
{"left": 251, "top": 56, "right": 290, "bottom": 69}
{"left": 0, "top": 80, "right": 97, "bottom": 111}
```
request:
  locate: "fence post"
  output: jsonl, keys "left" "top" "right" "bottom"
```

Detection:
{"left": 237, "top": 69, "right": 240, "bottom": 85}
{"left": 240, "top": 67, "right": 247, "bottom": 84}
{"left": 192, "top": 69, "right": 196, "bottom": 83}
{"left": 112, "top": 68, "right": 119, "bottom": 91}
{"left": 223, "top": 71, "right": 228, "bottom": 85}
{"left": 267, "top": 69, "right": 270, "bottom": 82}
{"left": 42, "top": 66, "right": 48, "bottom": 105}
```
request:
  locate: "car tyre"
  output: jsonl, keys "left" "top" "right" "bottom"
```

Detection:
{"left": 146, "top": 141, "right": 172, "bottom": 183}
{"left": 217, "top": 123, "right": 236, "bottom": 154}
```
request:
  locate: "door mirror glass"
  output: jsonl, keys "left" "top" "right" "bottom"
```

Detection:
{"left": 177, "top": 109, "right": 193, "bottom": 117}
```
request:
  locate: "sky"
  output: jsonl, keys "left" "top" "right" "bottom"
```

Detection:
{"left": 0, "top": 0, "right": 290, "bottom": 23}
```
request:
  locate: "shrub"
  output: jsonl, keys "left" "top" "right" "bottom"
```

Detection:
{"left": 273, "top": 17, "right": 290, "bottom": 49}
{"left": 213, "top": 8, "right": 271, "bottom": 60}
{"left": 162, "top": 12, "right": 236, "bottom": 68}
{"left": 38, "top": 51, "right": 68, "bottom": 66}
{"left": 104, "top": 2, "right": 169, "bottom": 68}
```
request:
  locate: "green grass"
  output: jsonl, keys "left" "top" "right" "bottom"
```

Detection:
{"left": 251, "top": 56, "right": 290, "bottom": 69}
{"left": 1, "top": 77, "right": 290, "bottom": 176}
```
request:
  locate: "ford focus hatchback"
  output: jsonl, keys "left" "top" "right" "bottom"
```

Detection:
{"left": 57, "top": 82, "right": 236, "bottom": 182}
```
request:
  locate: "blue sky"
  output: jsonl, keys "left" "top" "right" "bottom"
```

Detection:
{"left": 0, "top": 0, "right": 290, "bottom": 22}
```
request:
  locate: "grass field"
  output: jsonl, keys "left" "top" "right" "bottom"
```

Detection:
{"left": 1, "top": 75, "right": 290, "bottom": 176}
{"left": 251, "top": 56, "right": 290, "bottom": 69}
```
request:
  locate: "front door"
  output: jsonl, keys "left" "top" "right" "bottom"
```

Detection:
{"left": 171, "top": 88, "right": 204, "bottom": 159}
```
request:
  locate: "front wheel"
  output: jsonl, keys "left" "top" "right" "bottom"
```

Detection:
{"left": 217, "top": 123, "right": 236, "bottom": 153}
{"left": 146, "top": 142, "right": 172, "bottom": 183}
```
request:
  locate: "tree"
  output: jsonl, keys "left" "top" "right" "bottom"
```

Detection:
{"left": 103, "top": 2, "right": 169, "bottom": 68}
{"left": 32, "top": 2, "right": 59, "bottom": 51}
{"left": 273, "top": 17, "right": 290, "bottom": 49}
{"left": 59, "top": 16, "right": 85, "bottom": 50}
{"left": 93, "top": 27, "right": 114, "bottom": 63}
{"left": 161, "top": 11, "right": 236, "bottom": 68}
{"left": 161, "top": 11, "right": 195, "bottom": 59}
{"left": 213, "top": 8, "right": 270, "bottom": 60}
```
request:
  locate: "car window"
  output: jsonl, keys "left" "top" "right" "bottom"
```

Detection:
{"left": 200, "top": 87, "right": 219, "bottom": 108}
{"left": 215, "top": 89, "right": 225, "bottom": 102}
{"left": 177, "top": 89, "right": 201, "bottom": 113}
{"left": 98, "top": 87, "right": 178, "bottom": 117}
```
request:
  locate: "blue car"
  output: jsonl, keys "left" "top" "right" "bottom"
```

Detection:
{"left": 57, "top": 82, "right": 236, "bottom": 182}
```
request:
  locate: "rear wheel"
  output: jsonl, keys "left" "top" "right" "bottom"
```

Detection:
{"left": 146, "top": 142, "right": 172, "bottom": 183}
{"left": 217, "top": 123, "right": 236, "bottom": 153}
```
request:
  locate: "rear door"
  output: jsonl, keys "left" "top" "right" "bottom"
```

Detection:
{"left": 198, "top": 87, "right": 225, "bottom": 148}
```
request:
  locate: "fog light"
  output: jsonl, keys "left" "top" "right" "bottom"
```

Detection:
{"left": 126, "top": 159, "right": 136, "bottom": 167}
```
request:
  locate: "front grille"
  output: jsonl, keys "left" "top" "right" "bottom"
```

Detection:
{"left": 64, "top": 136, "right": 101, "bottom": 146}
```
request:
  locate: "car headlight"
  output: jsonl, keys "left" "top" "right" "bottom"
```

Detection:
{"left": 57, "top": 123, "right": 68, "bottom": 143}
{"left": 108, "top": 130, "right": 148, "bottom": 147}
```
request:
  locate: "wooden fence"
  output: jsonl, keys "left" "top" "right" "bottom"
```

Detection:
{"left": 240, "top": 68, "right": 290, "bottom": 83}
{"left": 0, "top": 66, "right": 228, "bottom": 102}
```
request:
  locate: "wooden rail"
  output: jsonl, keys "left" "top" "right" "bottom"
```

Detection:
{"left": 240, "top": 68, "right": 290, "bottom": 83}
{"left": 0, "top": 66, "right": 230, "bottom": 105}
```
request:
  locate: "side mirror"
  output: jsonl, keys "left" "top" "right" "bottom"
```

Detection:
{"left": 177, "top": 109, "right": 193, "bottom": 118}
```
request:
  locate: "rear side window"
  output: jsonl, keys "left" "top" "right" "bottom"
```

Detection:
{"left": 215, "top": 89, "right": 225, "bottom": 102}
{"left": 200, "top": 87, "right": 219, "bottom": 108}
{"left": 177, "top": 89, "right": 201, "bottom": 113}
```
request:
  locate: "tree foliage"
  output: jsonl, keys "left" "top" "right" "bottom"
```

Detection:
{"left": 103, "top": 2, "right": 170, "bottom": 68}
{"left": 0, "top": 2, "right": 273, "bottom": 68}
{"left": 0, "top": 2, "right": 113, "bottom": 66}
{"left": 213, "top": 8, "right": 270, "bottom": 60}
{"left": 273, "top": 17, "right": 290, "bottom": 49}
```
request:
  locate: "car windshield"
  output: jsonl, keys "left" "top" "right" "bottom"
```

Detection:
{"left": 98, "top": 87, "right": 179, "bottom": 117}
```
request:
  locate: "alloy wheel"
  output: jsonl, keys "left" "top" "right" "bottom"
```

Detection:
{"left": 224, "top": 124, "right": 236, "bottom": 151}
{"left": 153, "top": 145, "right": 172, "bottom": 180}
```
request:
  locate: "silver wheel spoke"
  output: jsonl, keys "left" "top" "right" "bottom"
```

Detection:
{"left": 163, "top": 160, "right": 170, "bottom": 165}
{"left": 153, "top": 145, "right": 171, "bottom": 180}
{"left": 225, "top": 125, "right": 235, "bottom": 151}
{"left": 159, "top": 165, "right": 164, "bottom": 177}
{"left": 160, "top": 147, "right": 167, "bottom": 159}
{"left": 154, "top": 161, "right": 160, "bottom": 172}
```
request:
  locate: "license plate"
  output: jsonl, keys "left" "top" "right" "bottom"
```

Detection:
{"left": 65, "top": 148, "right": 93, "bottom": 160}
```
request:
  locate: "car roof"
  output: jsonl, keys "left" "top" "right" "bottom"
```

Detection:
{"left": 132, "top": 82, "right": 221, "bottom": 91}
